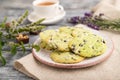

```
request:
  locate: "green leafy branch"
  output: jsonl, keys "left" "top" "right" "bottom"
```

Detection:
{"left": 0, "top": 10, "right": 45, "bottom": 65}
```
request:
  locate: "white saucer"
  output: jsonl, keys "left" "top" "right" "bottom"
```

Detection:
{"left": 28, "top": 6, "right": 66, "bottom": 24}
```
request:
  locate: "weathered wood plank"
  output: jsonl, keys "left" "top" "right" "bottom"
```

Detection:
{"left": 0, "top": 0, "right": 100, "bottom": 79}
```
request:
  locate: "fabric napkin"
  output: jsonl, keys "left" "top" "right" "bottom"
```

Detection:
{"left": 92, "top": 0, "right": 120, "bottom": 20}
{"left": 14, "top": 31, "right": 120, "bottom": 80}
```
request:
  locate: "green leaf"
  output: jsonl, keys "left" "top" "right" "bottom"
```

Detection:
{"left": 0, "top": 17, "right": 7, "bottom": 28}
{"left": 32, "top": 44, "right": 40, "bottom": 51}
{"left": 0, "top": 22, "right": 5, "bottom": 28}
{"left": 3, "top": 16, "right": 7, "bottom": 23}
{"left": 0, "top": 32, "right": 2, "bottom": 37}
{"left": 0, "top": 54, "right": 6, "bottom": 66}
{"left": 10, "top": 44, "right": 17, "bottom": 55}
{"left": 1, "top": 41, "right": 5, "bottom": 46}
{"left": 20, "top": 42, "right": 26, "bottom": 54}
{"left": 0, "top": 40, "right": 6, "bottom": 66}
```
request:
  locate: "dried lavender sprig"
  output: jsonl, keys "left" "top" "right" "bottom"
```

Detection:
{"left": 88, "top": 13, "right": 120, "bottom": 30}
{"left": 25, "top": 18, "right": 45, "bottom": 27}
{"left": 68, "top": 12, "right": 120, "bottom": 31}
{"left": 90, "top": 18, "right": 120, "bottom": 30}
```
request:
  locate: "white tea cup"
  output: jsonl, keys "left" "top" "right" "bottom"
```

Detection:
{"left": 33, "top": 0, "right": 63, "bottom": 18}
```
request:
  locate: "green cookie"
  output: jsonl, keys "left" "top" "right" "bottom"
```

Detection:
{"left": 72, "top": 27, "right": 92, "bottom": 38}
{"left": 48, "top": 33, "right": 73, "bottom": 51}
{"left": 50, "top": 51, "right": 85, "bottom": 64}
{"left": 59, "top": 27, "right": 74, "bottom": 34}
{"left": 39, "top": 30, "right": 58, "bottom": 43}
{"left": 40, "top": 41, "right": 54, "bottom": 51}
{"left": 69, "top": 34, "right": 107, "bottom": 57}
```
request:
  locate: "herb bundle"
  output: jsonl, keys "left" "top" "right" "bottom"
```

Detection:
{"left": 68, "top": 12, "right": 120, "bottom": 31}
{"left": 0, "top": 10, "right": 46, "bottom": 65}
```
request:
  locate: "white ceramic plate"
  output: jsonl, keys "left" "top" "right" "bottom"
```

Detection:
{"left": 32, "top": 24, "right": 114, "bottom": 69}
{"left": 28, "top": 5, "right": 66, "bottom": 24}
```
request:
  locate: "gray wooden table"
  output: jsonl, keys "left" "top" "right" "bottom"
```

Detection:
{"left": 0, "top": 0, "right": 99, "bottom": 80}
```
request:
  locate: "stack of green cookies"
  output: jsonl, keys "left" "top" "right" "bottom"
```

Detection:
{"left": 39, "top": 26, "right": 107, "bottom": 64}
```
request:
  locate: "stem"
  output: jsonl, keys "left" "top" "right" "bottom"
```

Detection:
{"left": 25, "top": 18, "right": 45, "bottom": 27}
{"left": 13, "top": 26, "right": 46, "bottom": 33}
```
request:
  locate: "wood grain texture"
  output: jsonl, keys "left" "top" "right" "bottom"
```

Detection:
{"left": 0, "top": 0, "right": 100, "bottom": 80}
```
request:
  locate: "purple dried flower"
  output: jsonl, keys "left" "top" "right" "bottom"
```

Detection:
{"left": 87, "top": 23, "right": 99, "bottom": 30}
{"left": 84, "top": 12, "right": 92, "bottom": 17}
{"left": 69, "top": 16, "right": 80, "bottom": 24}
{"left": 80, "top": 16, "right": 87, "bottom": 24}
{"left": 93, "top": 25, "right": 99, "bottom": 30}
{"left": 87, "top": 23, "right": 93, "bottom": 27}
{"left": 81, "top": 16, "right": 87, "bottom": 20}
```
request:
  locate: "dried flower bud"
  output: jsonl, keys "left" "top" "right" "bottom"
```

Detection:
{"left": 5, "top": 22, "right": 11, "bottom": 28}
{"left": 68, "top": 16, "right": 80, "bottom": 24}
{"left": 84, "top": 12, "right": 92, "bottom": 17}
{"left": 8, "top": 42, "right": 15, "bottom": 45}
{"left": 87, "top": 23, "right": 99, "bottom": 30}
{"left": 16, "top": 34, "right": 29, "bottom": 44}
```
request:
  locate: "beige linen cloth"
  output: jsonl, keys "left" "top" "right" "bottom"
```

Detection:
{"left": 92, "top": 0, "right": 120, "bottom": 20}
{"left": 14, "top": 0, "right": 120, "bottom": 80}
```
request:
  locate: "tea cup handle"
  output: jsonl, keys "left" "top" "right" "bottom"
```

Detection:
{"left": 58, "top": 5, "right": 64, "bottom": 11}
